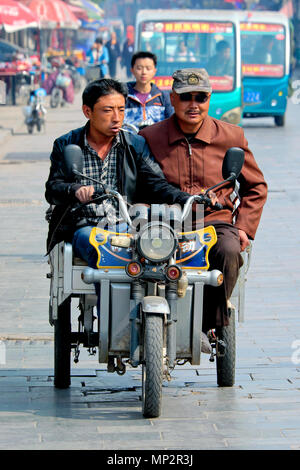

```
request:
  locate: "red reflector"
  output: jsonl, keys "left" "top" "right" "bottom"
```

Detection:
{"left": 127, "top": 262, "right": 141, "bottom": 276}
{"left": 167, "top": 266, "right": 181, "bottom": 280}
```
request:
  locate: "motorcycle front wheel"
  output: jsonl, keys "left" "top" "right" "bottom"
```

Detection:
{"left": 54, "top": 298, "right": 71, "bottom": 388}
{"left": 142, "top": 314, "right": 163, "bottom": 418}
{"left": 216, "top": 308, "right": 236, "bottom": 387}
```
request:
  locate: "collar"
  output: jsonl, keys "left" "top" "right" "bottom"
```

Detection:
{"left": 127, "top": 81, "right": 161, "bottom": 98}
{"left": 168, "top": 114, "right": 212, "bottom": 145}
{"left": 84, "top": 128, "right": 121, "bottom": 151}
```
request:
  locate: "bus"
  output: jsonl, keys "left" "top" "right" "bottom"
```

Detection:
{"left": 135, "top": 9, "right": 242, "bottom": 125}
{"left": 239, "top": 11, "right": 290, "bottom": 126}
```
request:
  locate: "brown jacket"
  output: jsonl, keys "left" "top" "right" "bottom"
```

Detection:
{"left": 140, "top": 114, "right": 267, "bottom": 240}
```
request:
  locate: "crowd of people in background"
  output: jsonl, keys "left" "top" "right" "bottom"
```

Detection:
{"left": 86, "top": 25, "right": 135, "bottom": 81}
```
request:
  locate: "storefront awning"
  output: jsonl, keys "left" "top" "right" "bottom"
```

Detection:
{"left": 67, "top": 0, "right": 104, "bottom": 20}
{"left": 24, "top": 0, "right": 80, "bottom": 29}
{"left": 68, "top": 4, "right": 89, "bottom": 21}
{"left": 0, "top": 0, "right": 38, "bottom": 33}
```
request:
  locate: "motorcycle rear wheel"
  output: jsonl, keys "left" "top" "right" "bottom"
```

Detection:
{"left": 142, "top": 314, "right": 163, "bottom": 418}
{"left": 54, "top": 298, "right": 71, "bottom": 388}
{"left": 216, "top": 309, "right": 236, "bottom": 387}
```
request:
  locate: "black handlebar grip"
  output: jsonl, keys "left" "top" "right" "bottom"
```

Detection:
{"left": 214, "top": 202, "right": 223, "bottom": 211}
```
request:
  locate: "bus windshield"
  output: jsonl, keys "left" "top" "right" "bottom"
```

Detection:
{"left": 241, "top": 22, "right": 285, "bottom": 78}
{"left": 138, "top": 21, "right": 236, "bottom": 91}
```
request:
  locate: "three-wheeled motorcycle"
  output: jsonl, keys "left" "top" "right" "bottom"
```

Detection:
{"left": 47, "top": 145, "right": 250, "bottom": 418}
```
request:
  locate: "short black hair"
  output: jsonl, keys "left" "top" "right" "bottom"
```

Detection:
{"left": 95, "top": 37, "right": 103, "bottom": 44}
{"left": 131, "top": 51, "right": 157, "bottom": 68}
{"left": 216, "top": 40, "right": 230, "bottom": 53}
{"left": 82, "top": 79, "right": 128, "bottom": 109}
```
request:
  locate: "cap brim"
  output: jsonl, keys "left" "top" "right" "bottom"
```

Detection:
{"left": 172, "top": 85, "right": 212, "bottom": 94}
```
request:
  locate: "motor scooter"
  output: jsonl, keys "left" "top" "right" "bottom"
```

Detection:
{"left": 47, "top": 145, "right": 250, "bottom": 418}
{"left": 23, "top": 88, "right": 47, "bottom": 134}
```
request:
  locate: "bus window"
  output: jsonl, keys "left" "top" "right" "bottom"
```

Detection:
{"left": 139, "top": 21, "right": 236, "bottom": 91}
{"left": 241, "top": 23, "right": 285, "bottom": 77}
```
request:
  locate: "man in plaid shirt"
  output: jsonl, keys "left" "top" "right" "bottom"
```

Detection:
{"left": 45, "top": 78, "right": 190, "bottom": 262}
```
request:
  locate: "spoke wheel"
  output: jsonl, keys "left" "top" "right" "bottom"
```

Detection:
{"left": 142, "top": 314, "right": 163, "bottom": 418}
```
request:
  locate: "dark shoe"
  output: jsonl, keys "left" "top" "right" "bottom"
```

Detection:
{"left": 201, "top": 332, "right": 212, "bottom": 354}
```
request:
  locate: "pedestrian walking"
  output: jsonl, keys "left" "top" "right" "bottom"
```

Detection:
{"left": 86, "top": 37, "right": 109, "bottom": 81}
{"left": 121, "top": 26, "right": 135, "bottom": 79}
{"left": 106, "top": 31, "right": 121, "bottom": 79}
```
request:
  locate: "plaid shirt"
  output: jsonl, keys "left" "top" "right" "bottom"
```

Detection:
{"left": 76, "top": 132, "right": 121, "bottom": 226}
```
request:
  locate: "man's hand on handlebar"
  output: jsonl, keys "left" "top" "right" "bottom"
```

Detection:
{"left": 207, "top": 190, "right": 218, "bottom": 207}
{"left": 75, "top": 185, "right": 95, "bottom": 203}
{"left": 204, "top": 190, "right": 223, "bottom": 211}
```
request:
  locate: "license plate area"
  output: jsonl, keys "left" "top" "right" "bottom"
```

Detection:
{"left": 244, "top": 90, "right": 261, "bottom": 103}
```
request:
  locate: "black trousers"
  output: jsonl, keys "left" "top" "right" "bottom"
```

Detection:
{"left": 202, "top": 222, "right": 244, "bottom": 332}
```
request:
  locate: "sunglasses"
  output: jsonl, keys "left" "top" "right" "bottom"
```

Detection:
{"left": 179, "top": 92, "right": 210, "bottom": 103}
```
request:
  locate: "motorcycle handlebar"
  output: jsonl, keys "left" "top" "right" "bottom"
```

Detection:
{"left": 180, "top": 194, "right": 223, "bottom": 222}
{"left": 72, "top": 189, "right": 222, "bottom": 224}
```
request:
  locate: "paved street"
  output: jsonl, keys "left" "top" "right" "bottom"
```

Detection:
{"left": 0, "top": 84, "right": 300, "bottom": 451}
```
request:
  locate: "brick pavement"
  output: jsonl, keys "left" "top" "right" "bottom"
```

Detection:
{"left": 0, "top": 90, "right": 300, "bottom": 451}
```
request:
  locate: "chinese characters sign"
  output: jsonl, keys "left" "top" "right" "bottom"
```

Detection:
{"left": 242, "top": 64, "right": 284, "bottom": 77}
{"left": 142, "top": 22, "right": 233, "bottom": 34}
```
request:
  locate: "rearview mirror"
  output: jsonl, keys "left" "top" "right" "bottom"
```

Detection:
{"left": 63, "top": 144, "right": 84, "bottom": 180}
{"left": 222, "top": 147, "right": 245, "bottom": 182}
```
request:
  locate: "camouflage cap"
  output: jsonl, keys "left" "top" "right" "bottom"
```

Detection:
{"left": 172, "top": 68, "right": 212, "bottom": 94}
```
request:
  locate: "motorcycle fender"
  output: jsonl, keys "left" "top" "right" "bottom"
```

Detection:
{"left": 141, "top": 296, "right": 170, "bottom": 315}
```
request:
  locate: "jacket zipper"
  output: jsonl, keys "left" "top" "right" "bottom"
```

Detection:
{"left": 185, "top": 138, "right": 193, "bottom": 192}
{"left": 128, "top": 93, "right": 162, "bottom": 121}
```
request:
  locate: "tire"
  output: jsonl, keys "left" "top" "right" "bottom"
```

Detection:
{"left": 274, "top": 114, "right": 285, "bottom": 127}
{"left": 50, "top": 88, "right": 61, "bottom": 108}
{"left": 216, "top": 309, "right": 236, "bottom": 387}
{"left": 54, "top": 298, "right": 71, "bottom": 388}
{"left": 142, "top": 314, "right": 163, "bottom": 418}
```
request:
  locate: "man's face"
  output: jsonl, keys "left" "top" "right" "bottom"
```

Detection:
{"left": 179, "top": 42, "right": 187, "bottom": 52}
{"left": 82, "top": 92, "right": 125, "bottom": 138}
{"left": 221, "top": 47, "right": 231, "bottom": 60}
{"left": 131, "top": 58, "right": 157, "bottom": 86}
{"left": 170, "top": 91, "right": 211, "bottom": 131}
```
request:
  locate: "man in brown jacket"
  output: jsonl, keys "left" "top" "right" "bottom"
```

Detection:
{"left": 140, "top": 68, "right": 268, "bottom": 339}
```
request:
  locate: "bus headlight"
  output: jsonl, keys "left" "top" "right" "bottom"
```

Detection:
{"left": 138, "top": 222, "right": 177, "bottom": 262}
{"left": 221, "top": 107, "right": 242, "bottom": 125}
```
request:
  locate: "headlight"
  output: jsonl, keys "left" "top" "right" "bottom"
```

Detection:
{"left": 221, "top": 106, "right": 242, "bottom": 125}
{"left": 138, "top": 222, "right": 177, "bottom": 262}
